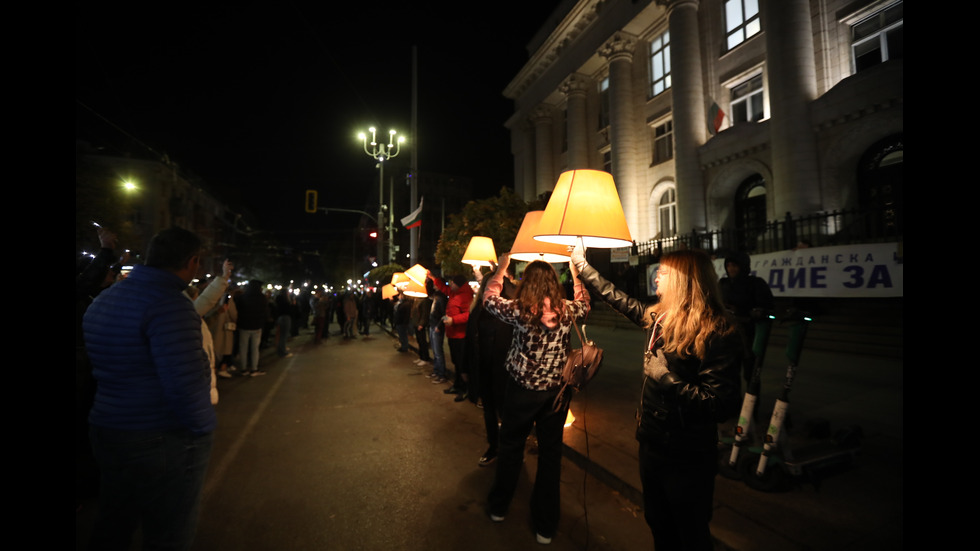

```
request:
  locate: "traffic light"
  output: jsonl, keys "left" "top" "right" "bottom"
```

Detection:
{"left": 305, "top": 190, "right": 317, "bottom": 213}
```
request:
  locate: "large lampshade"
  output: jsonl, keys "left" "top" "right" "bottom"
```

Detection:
{"left": 381, "top": 283, "right": 398, "bottom": 300}
{"left": 400, "top": 278, "right": 428, "bottom": 297}
{"left": 391, "top": 272, "right": 409, "bottom": 287}
{"left": 392, "top": 271, "right": 427, "bottom": 297}
{"left": 404, "top": 264, "right": 428, "bottom": 287}
{"left": 461, "top": 236, "right": 497, "bottom": 267}
{"left": 509, "top": 211, "right": 571, "bottom": 263}
{"left": 534, "top": 169, "right": 633, "bottom": 248}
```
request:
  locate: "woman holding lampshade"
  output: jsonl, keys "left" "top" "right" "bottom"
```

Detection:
{"left": 572, "top": 244, "right": 742, "bottom": 551}
{"left": 482, "top": 252, "right": 589, "bottom": 545}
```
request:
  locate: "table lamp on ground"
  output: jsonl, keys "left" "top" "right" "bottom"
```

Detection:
{"left": 533, "top": 169, "right": 633, "bottom": 249}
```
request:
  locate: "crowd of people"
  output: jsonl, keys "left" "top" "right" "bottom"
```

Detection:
{"left": 77, "top": 223, "right": 752, "bottom": 550}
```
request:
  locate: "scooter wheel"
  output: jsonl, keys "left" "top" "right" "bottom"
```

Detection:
{"left": 718, "top": 447, "right": 743, "bottom": 480}
{"left": 741, "top": 452, "right": 787, "bottom": 492}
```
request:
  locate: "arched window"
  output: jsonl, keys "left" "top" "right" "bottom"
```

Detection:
{"left": 858, "top": 134, "right": 903, "bottom": 238}
{"left": 651, "top": 186, "right": 676, "bottom": 238}
{"left": 734, "top": 175, "right": 767, "bottom": 251}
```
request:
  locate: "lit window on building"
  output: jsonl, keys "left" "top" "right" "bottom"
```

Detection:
{"left": 852, "top": 1, "right": 903, "bottom": 72}
{"left": 658, "top": 188, "right": 677, "bottom": 237}
{"left": 652, "top": 120, "right": 673, "bottom": 165}
{"left": 725, "top": 0, "right": 761, "bottom": 51}
{"left": 598, "top": 77, "right": 610, "bottom": 129}
{"left": 730, "top": 74, "right": 764, "bottom": 124}
{"left": 649, "top": 31, "right": 671, "bottom": 97}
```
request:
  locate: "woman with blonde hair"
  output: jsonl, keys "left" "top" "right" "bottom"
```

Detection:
{"left": 572, "top": 246, "right": 742, "bottom": 551}
{"left": 483, "top": 254, "right": 589, "bottom": 545}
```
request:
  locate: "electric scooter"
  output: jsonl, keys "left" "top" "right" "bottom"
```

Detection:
{"left": 739, "top": 309, "right": 863, "bottom": 492}
{"left": 719, "top": 310, "right": 774, "bottom": 480}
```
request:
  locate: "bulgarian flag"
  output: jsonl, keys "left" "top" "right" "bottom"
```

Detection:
{"left": 708, "top": 100, "right": 725, "bottom": 135}
{"left": 401, "top": 196, "right": 424, "bottom": 229}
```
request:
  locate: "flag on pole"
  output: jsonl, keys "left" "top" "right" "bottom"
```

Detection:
{"left": 708, "top": 100, "right": 725, "bottom": 135}
{"left": 401, "top": 196, "right": 424, "bottom": 229}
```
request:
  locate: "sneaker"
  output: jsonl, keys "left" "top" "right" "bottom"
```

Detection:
{"left": 478, "top": 449, "right": 497, "bottom": 467}
{"left": 536, "top": 533, "right": 552, "bottom": 545}
{"left": 490, "top": 513, "right": 505, "bottom": 523}
{"left": 218, "top": 371, "right": 232, "bottom": 379}
{"left": 443, "top": 386, "right": 462, "bottom": 395}
{"left": 425, "top": 372, "right": 437, "bottom": 378}
{"left": 431, "top": 377, "right": 447, "bottom": 384}
{"left": 454, "top": 392, "right": 469, "bottom": 402}
{"left": 250, "top": 370, "right": 267, "bottom": 377}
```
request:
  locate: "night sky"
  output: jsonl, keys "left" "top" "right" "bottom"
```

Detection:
{"left": 76, "top": 1, "right": 563, "bottom": 248}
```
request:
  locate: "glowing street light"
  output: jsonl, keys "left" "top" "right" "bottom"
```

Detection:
{"left": 358, "top": 127, "right": 405, "bottom": 264}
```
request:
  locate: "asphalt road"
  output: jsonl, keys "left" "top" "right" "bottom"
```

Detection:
{"left": 76, "top": 327, "right": 654, "bottom": 551}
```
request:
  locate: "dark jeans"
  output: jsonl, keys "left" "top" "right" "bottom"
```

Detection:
{"left": 415, "top": 326, "right": 431, "bottom": 361}
{"left": 448, "top": 337, "right": 467, "bottom": 390}
{"left": 395, "top": 324, "right": 410, "bottom": 351}
{"left": 487, "top": 377, "right": 567, "bottom": 538}
{"left": 89, "top": 426, "right": 213, "bottom": 551}
{"left": 638, "top": 440, "right": 717, "bottom": 551}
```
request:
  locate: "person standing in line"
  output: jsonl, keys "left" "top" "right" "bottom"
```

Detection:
{"left": 574, "top": 246, "right": 742, "bottom": 551}
{"left": 426, "top": 278, "right": 449, "bottom": 384}
{"left": 235, "top": 280, "right": 269, "bottom": 377}
{"left": 432, "top": 273, "right": 474, "bottom": 401}
{"left": 274, "top": 289, "right": 295, "bottom": 358}
{"left": 483, "top": 254, "right": 589, "bottom": 545}
{"left": 83, "top": 227, "right": 216, "bottom": 550}
{"left": 312, "top": 290, "right": 329, "bottom": 344}
{"left": 392, "top": 290, "right": 412, "bottom": 351}
{"left": 472, "top": 261, "right": 517, "bottom": 466}
{"left": 413, "top": 289, "right": 433, "bottom": 367}
{"left": 203, "top": 263, "right": 236, "bottom": 380}
{"left": 342, "top": 290, "right": 359, "bottom": 340}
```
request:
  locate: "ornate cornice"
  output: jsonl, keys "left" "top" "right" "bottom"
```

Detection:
{"left": 598, "top": 31, "right": 637, "bottom": 62}
{"left": 503, "top": 0, "right": 609, "bottom": 100}
{"left": 559, "top": 73, "right": 592, "bottom": 97}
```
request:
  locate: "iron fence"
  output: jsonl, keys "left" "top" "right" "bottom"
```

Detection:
{"left": 634, "top": 208, "right": 902, "bottom": 259}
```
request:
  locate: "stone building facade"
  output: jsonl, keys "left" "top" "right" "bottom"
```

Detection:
{"left": 504, "top": 0, "right": 903, "bottom": 254}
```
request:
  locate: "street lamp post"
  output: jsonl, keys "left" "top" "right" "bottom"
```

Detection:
{"left": 358, "top": 127, "right": 405, "bottom": 265}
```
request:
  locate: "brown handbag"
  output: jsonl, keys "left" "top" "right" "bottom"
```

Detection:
{"left": 553, "top": 317, "right": 604, "bottom": 411}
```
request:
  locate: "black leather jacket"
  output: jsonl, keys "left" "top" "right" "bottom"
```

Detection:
{"left": 578, "top": 264, "right": 742, "bottom": 451}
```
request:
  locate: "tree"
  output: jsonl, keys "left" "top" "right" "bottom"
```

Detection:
{"left": 434, "top": 187, "right": 531, "bottom": 276}
{"left": 367, "top": 263, "right": 406, "bottom": 287}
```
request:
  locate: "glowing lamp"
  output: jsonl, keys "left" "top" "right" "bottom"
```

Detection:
{"left": 461, "top": 236, "right": 497, "bottom": 267}
{"left": 400, "top": 278, "right": 428, "bottom": 298}
{"left": 391, "top": 272, "right": 409, "bottom": 288}
{"left": 381, "top": 283, "right": 398, "bottom": 300}
{"left": 534, "top": 169, "right": 633, "bottom": 248}
{"left": 564, "top": 410, "right": 575, "bottom": 428}
{"left": 509, "top": 211, "right": 571, "bottom": 263}
{"left": 404, "top": 264, "right": 428, "bottom": 287}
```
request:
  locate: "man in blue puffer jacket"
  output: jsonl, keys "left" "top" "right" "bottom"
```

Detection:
{"left": 83, "top": 227, "right": 215, "bottom": 551}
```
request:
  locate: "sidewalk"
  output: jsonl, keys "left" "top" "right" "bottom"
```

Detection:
{"left": 559, "top": 323, "right": 904, "bottom": 550}
{"left": 360, "top": 318, "right": 902, "bottom": 549}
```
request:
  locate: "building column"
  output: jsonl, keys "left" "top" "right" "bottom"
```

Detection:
{"left": 765, "top": 0, "right": 821, "bottom": 218}
{"left": 531, "top": 105, "right": 555, "bottom": 198}
{"left": 665, "top": 0, "right": 707, "bottom": 233}
{"left": 560, "top": 73, "right": 591, "bottom": 170}
{"left": 510, "top": 120, "right": 537, "bottom": 203}
{"left": 598, "top": 32, "right": 640, "bottom": 241}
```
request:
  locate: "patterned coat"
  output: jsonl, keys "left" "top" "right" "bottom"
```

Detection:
{"left": 483, "top": 277, "right": 590, "bottom": 391}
